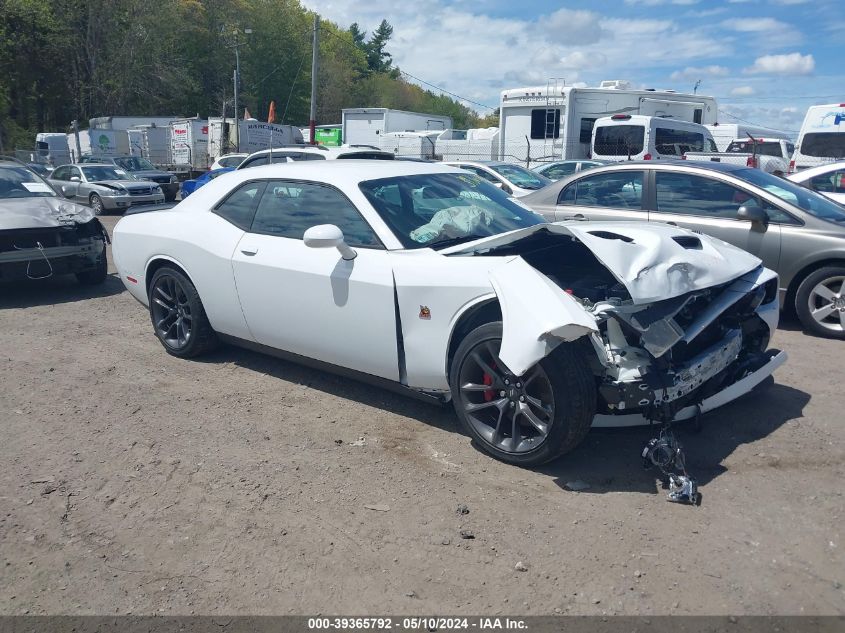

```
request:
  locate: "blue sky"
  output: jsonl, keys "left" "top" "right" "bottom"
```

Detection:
{"left": 300, "top": 0, "right": 843, "bottom": 133}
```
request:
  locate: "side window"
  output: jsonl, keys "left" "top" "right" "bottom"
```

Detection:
{"left": 559, "top": 171, "right": 644, "bottom": 209}
{"left": 51, "top": 166, "right": 68, "bottom": 180}
{"left": 530, "top": 108, "right": 560, "bottom": 140}
{"left": 241, "top": 156, "right": 270, "bottom": 169}
{"left": 545, "top": 163, "right": 577, "bottom": 179}
{"left": 579, "top": 118, "right": 597, "bottom": 144}
{"left": 459, "top": 165, "right": 498, "bottom": 183}
{"left": 809, "top": 170, "right": 845, "bottom": 194}
{"left": 70, "top": 167, "right": 82, "bottom": 180}
{"left": 654, "top": 172, "right": 797, "bottom": 223}
{"left": 214, "top": 181, "right": 266, "bottom": 230}
{"left": 250, "top": 181, "right": 381, "bottom": 248}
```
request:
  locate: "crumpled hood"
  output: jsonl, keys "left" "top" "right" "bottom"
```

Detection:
{"left": 129, "top": 170, "right": 171, "bottom": 180}
{"left": 0, "top": 197, "right": 96, "bottom": 230}
{"left": 442, "top": 221, "right": 762, "bottom": 304}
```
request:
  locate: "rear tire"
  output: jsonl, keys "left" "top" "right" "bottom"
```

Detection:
{"left": 795, "top": 266, "right": 845, "bottom": 339}
{"left": 148, "top": 266, "right": 218, "bottom": 358}
{"left": 449, "top": 322, "right": 596, "bottom": 466}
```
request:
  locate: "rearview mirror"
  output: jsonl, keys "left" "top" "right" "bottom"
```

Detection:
{"left": 303, "top": 224, "right": 357, "bottom": 260}
{"left": 737, "top": 202, "right": 768, "bottom": 228}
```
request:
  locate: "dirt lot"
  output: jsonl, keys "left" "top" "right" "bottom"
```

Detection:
{"left": 1, "top": 215, "right": 843, "bottom": 616}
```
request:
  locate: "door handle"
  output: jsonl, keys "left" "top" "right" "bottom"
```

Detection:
{"left": 666, "top": 221, "right": 677, "bottom": 226}
{"left": 572, "top": 214, "right": 586, "bottom": 221}
{"left": 240, "top": 247, "right": 258, "bottom": 256}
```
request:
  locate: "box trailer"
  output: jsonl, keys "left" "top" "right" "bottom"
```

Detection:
{"left": 71, "top": 128, "right": 130, "bottom": 157}
{"left": 209, "top": 118, "right": 304, "bottom": 162}
{"left": 89, "top": 116, "right": 178, "bottom": 131}
{"left": 436, "top": 128, "right": 500, "bottom": 162}
{"left": 379, "top": 130, "right": 441, "bottom": 159}
{"left": 342, "top": 108, "right": 452, "bottom": 147}
{"left": 498, "top": 80, "right": 718, "bottom": 165}
{"left": 170, "top": 119, "right": 209, "bottom": 171}
{"left": 34, "top": 133, "right": 72, "bottom": 165}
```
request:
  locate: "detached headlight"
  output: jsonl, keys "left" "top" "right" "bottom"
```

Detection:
{"left": 101, "top": 187, "right": 122, "bottom": 196}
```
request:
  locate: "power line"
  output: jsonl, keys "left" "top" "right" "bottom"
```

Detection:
{"left": 717, "top": 109, "right": 799, "bottom": 133}
{"left": 321, "top": 27, "right": 495, "bottom": 111}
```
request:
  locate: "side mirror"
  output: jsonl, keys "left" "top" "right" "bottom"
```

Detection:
{"left": 737, "top": 202, "right": 768, "bottom": 228}
{"left": 303, "top": 224, "right": 357, "bottom": 260}
{"left": 70, "top": 176, "right": 80, "bottom": 182}
{"left": 496, "top": 182, "right": 513, "bottom": 195}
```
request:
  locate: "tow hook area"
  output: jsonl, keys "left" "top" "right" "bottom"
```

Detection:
{"left": 642, "top": 420, "right": 702, "bottom": 506}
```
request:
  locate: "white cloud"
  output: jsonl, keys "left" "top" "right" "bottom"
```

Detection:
{"left": 624, "top": 0, "right": 698, "bottom": 4}
{"left": 559, "top": 51, "right": 607, "bottom": 70}
{"left": 540, "top": 9, "right": 607, "bottom": 45}
{"left": 745, "top": 52, "right": 815, "bottom": 75}
{"left": 730, "top": 86, "right": 755, "bottom": 96}
{"left": 721, "top": 18, "right": 791, "bottom": 32}
{"left": 670, "top": 65, "right": 730, "bottom": 81}
{"left": 773, "top": 0, "right": 811, "bottom": 4}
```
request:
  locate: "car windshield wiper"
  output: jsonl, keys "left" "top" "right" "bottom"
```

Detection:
{"left": 428, "top": 234, "right": 487, "bottom": 249}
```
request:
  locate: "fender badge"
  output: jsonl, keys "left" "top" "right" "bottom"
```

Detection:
{"left": 419, "top": 305, "right": 431, "bottom": 320}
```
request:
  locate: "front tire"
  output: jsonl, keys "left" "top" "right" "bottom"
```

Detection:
{"left": 89, "top": 193, "right": 104, "bottom": 216}
{"left": 795, "top": 266, "right": 845, "bottom": 339}
{"left": 449, "top": 322, "right": 596, "bottom": 466}
{"left": 148, "top": 267, "right": 218, "bottom": 358}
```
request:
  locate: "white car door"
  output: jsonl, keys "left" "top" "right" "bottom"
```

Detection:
{"left": 230, "top": 179, "right": 400, "bottom": 381}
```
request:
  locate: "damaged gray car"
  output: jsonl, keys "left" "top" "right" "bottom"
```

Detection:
{"left": 0, "top": 158, "right": 108, "bottom": 284}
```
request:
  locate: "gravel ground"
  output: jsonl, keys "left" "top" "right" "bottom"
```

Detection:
{"left": 0, "top": 215, "right": 842, "bottom": 616}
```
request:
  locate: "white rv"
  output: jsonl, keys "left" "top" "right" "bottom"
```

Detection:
{"left": 705, "top": 123, "right": 792, "bottom": 152}
{"left": 341, "top": 108, "right": 452, "bottom": 147}
{"left": 791, "top": 103, "right": 845, "bottom": 172}
{"left": 498, "top": 80, "right": 718, "bottom": 165}
{"left": 591, "top": 115, "right": 716, "bottom": 162}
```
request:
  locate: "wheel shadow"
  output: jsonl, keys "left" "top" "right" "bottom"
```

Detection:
{"left": 537, "top": 379, "right": 810, "bottom": 496}
{"left": 0, "top": 273, "right": 125, "bottom": 309}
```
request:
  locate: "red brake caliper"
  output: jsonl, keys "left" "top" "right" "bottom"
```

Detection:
{"left": 483, "top": 361, "right": 497, "bottom": 401}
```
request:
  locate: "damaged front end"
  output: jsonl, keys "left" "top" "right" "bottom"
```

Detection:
{"left": 465, "top": 224, "right": 786, "bottom": 427}
{"left": 0, "top": 201, "right": 108, "bottom": 281}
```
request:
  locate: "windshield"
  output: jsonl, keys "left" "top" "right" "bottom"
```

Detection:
{"left": 81, "top": 166, "right": 131, "bottom": 181}
{"left": 114, "top": 156, "right": 156, "bottom": 171}
{"left": 726, "top": 141, "right": 786, "bottom": 157}
{"left": 489, "top": 164, "right": 550, "bottom": 190}
{"left": 800, "top": 133, "right": 845, "bottom": 159}
{"left": 359, "top": 173, "right": 545, "bottom": 249}
{"left": 0, "top": 165, "right": 56, "bottom": 198}
{"left": 594, "top": 125, "right": 645, "bottom": 156}
{"left": 218, "top": 155, "right": 246, "bottom": 168}
{"left": 736, "top": 168, "right": 845, "bottom": 223}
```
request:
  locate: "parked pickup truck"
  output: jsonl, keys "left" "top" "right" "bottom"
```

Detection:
{"left": 684, "top": 137, "right": 795, "bottom": 176}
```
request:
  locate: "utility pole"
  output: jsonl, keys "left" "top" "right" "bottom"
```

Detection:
{"left": 71, "top": 119, "right": 82, "bottom": 162}
{"left": 309, "top": 14, "right": 319, "bottom": 145}
{"left": 694, "top": 79, "right": 701, "bottom": 95}
{"left": 225, "top": 26, "right": 252, "bottom": 153}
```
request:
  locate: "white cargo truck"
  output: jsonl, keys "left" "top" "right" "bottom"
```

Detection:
{"left": 34, "top": 133, "right": 72, "bottom": 165}
{"left": 89, "top": 116, "right": 178, "bottom": 131}
{"left": 378, "top": 130, "right": 441, "bottom": 159}
{"left": 341, "top": 108, "right": 452, "bottom": 147}
{"left": 170, "top": 119, "right": 209, "bottom": 172}
{"left": 498, "top": 80, "right": 718, "bottom": 165}
{"left": 436, "top": 128, "right": 500, "bottom": 162}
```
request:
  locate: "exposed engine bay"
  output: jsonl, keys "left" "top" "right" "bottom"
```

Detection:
{"left": 475, "top": 229, "right": 779, "bottom": 424}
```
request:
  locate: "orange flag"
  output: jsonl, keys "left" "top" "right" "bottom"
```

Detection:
{"left": 268, "top": 100, "right": 276, "bottom": 124}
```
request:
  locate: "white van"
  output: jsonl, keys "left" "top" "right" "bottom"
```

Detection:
{"left": 791, "top": 103, "right": 845, "bottom": 172}
{"left": 591, "top": 115, "right": 716, "bottom": 162}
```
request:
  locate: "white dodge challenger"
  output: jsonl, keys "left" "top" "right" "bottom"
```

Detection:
{"left": 113, "top": 161, "right": 786, "bottom": 466}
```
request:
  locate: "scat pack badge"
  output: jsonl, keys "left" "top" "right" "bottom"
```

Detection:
{"left": 419, "top": 305, "right": 431, "bottom": 320}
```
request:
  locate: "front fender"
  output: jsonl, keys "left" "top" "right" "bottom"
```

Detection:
{"left": 490, "top": 257, "right": 598, "bottom": 376}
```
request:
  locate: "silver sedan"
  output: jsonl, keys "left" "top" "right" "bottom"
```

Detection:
{"left": 48, "top": 164, "right": 165, "bottom": 214}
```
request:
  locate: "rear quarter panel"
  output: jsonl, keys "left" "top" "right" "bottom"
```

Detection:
{"left": 113, "top": 207, "right": 252, "bottom": 340}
